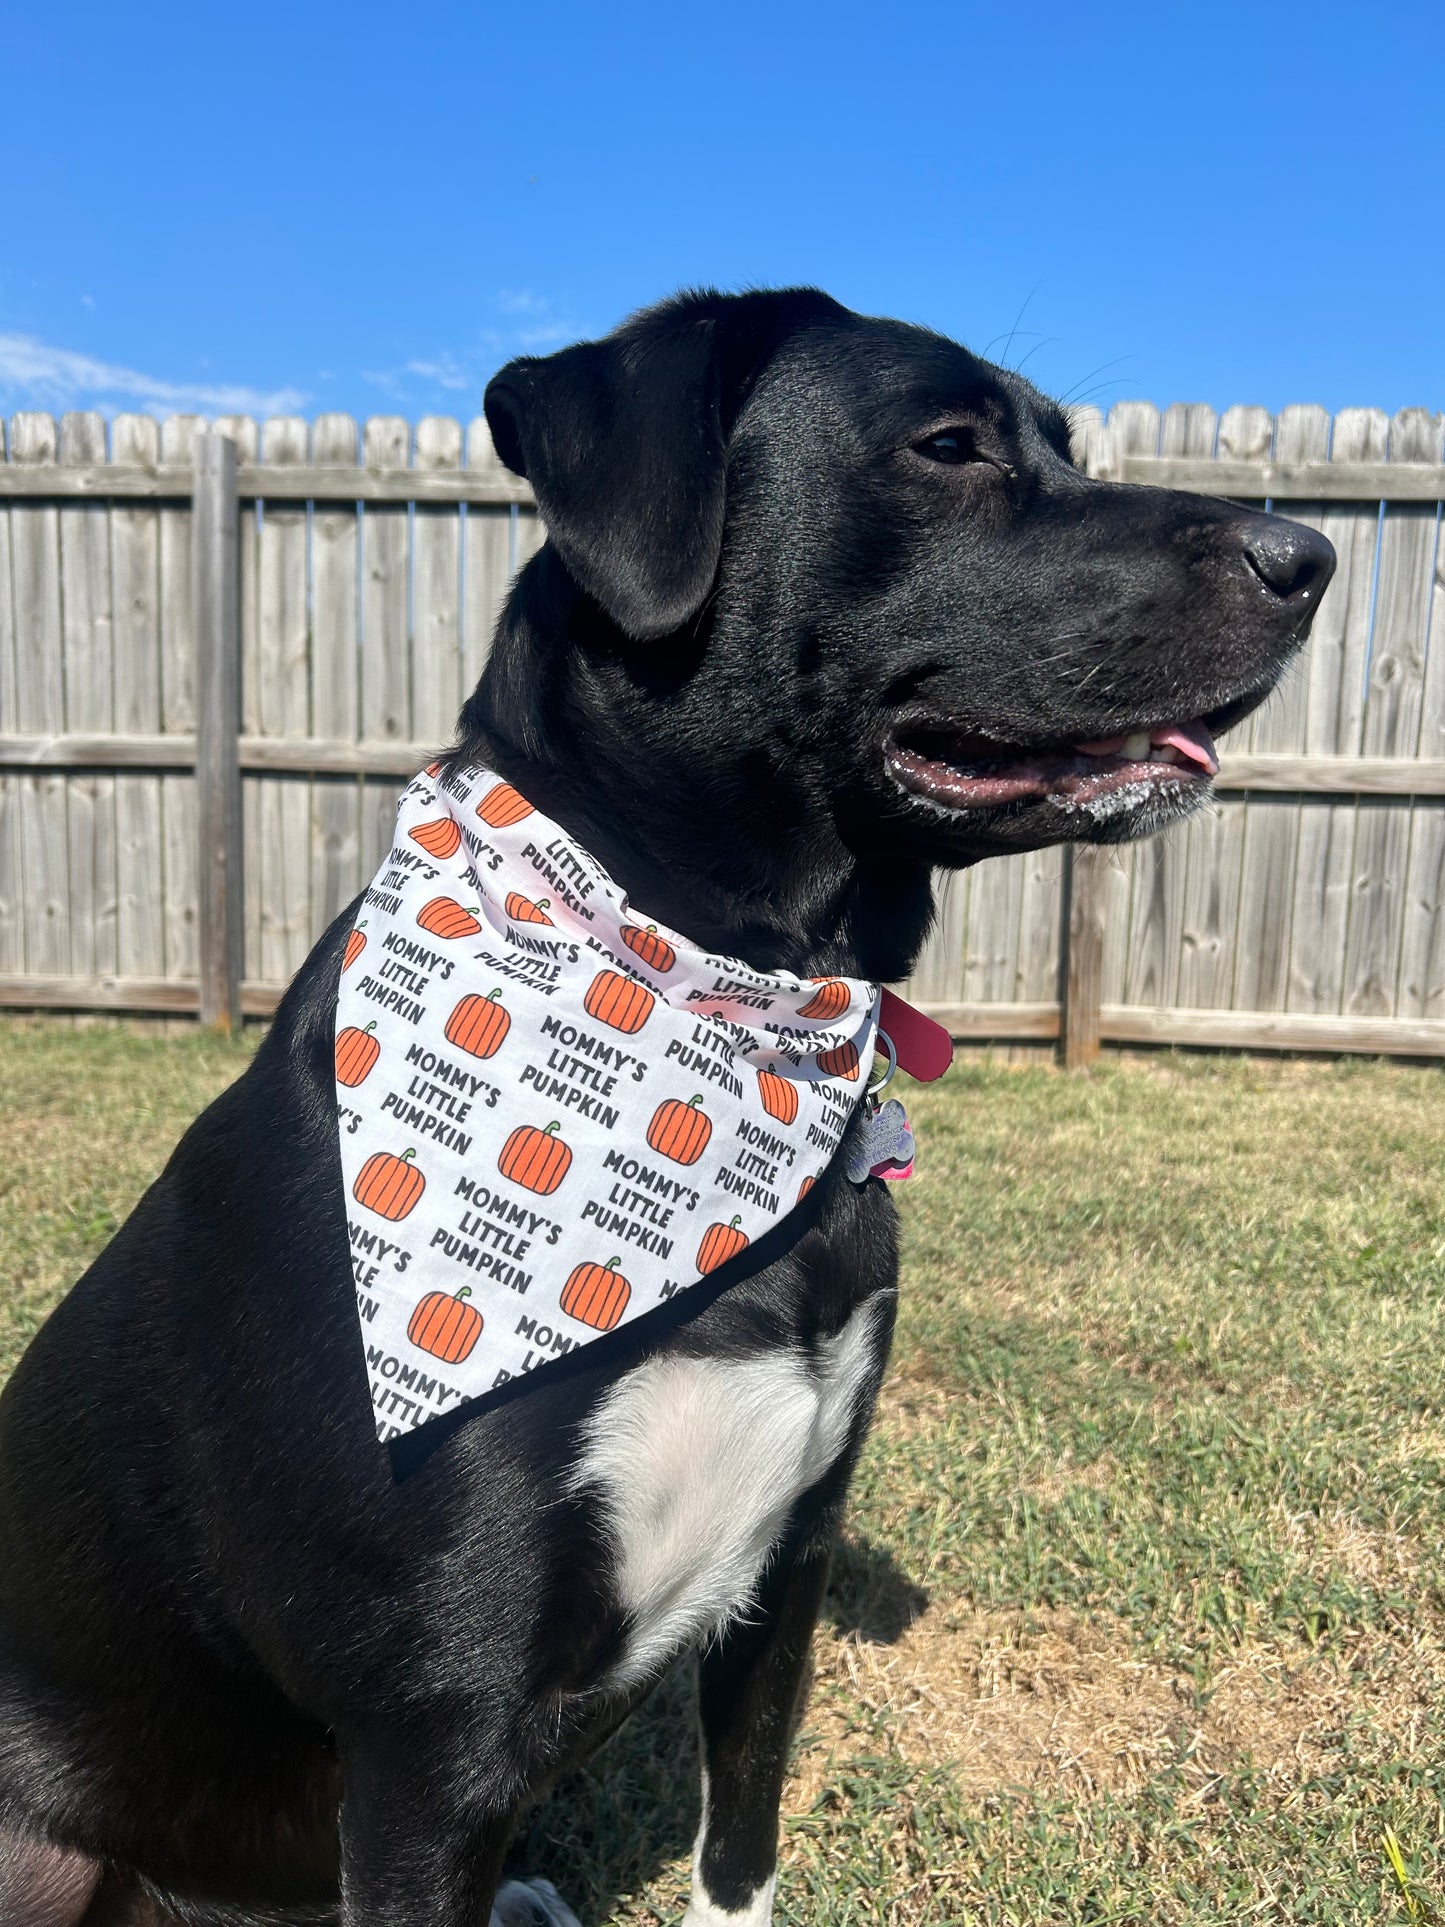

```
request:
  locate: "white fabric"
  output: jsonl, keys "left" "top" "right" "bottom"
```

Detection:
{"left": 335, "top": 764, "right": 879, "bottom": 1441}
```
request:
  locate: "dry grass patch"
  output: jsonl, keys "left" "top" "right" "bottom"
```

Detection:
{"left": 799, "top": 1601, "right": 1445, "bottom": 1802}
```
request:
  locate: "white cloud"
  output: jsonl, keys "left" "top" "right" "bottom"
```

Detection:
{"left": 403, "top": 353, "right": 471, "bottom": 392}
{"left": 513, "top": 321, "right": 577, "bottom": 349}
{"left": 363, "top": 292, "right": 588, "bottom": 405}
{"left": 494, "top": 289, "right": 552, "bottom": 317}
{"left": 0, "top": 332, "right": 307, "bottom": 417}
{"left": 494, "top": 289, "right": 584, "bottom": 350}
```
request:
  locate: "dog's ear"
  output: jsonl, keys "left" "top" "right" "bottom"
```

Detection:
{"left": 484, "top": 292, "right": 847, "bottom": 642}
{"left": 484, "top": 318, "right": 725, "bottom": 641}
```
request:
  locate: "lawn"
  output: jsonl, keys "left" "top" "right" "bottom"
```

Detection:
{"left": 2, "top": 1022, "right": 1443, "bottom": 1923}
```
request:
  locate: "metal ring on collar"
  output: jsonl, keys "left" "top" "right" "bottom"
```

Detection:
{"left": 868, "top": 1028, "right": 897, "bottom": 1092}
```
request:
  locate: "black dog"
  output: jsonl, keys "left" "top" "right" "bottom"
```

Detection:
{"left": 0, "top": 288, "right": 1333, "bottom": 1927}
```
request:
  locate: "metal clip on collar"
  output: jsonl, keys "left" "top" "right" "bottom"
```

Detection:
{"left": 868, "top": 1028, "right": 897, "bottom": 1095}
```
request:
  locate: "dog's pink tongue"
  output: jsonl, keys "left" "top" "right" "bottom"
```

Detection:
{"left": 1075, "top": 719, "right": 1219, "bottom": 775}
{"left": 1155, "top": 720, "right": 1218, "bottom": 774}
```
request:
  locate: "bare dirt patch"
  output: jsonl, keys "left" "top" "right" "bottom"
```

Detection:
{"left": 791, "top": 1601, "right": 1445, "bottom": 1808}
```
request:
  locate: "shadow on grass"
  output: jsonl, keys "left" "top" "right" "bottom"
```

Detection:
{"left": 824, "top": 1532, "right": 930, "bottom": 1645}
{"left": 520, "top": 1534, "right": 927, "bottom": 1925}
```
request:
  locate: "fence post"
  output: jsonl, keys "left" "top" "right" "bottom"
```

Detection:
{"left": 193, "top": 433, "right": 243, "bottom": 1032}
{"left": 1060, "top": 845, "right": 1105, "bottom": 1069}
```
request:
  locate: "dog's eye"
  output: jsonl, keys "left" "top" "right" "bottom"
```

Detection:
{"left": 914, "top": 427, "right": 984, "bottom": 465}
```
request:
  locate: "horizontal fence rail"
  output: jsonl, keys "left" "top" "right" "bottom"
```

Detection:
{"left": 1107, "top": 455, "right": 1445, "bottom": 501}
{"left": 0, "top": 464, "right": 533, "bottom": 504}
{"left": 1, "top": 401, "right": 1443, "bottom": 1061}
{"left": 4, "top": 457, "right": 1443, "bottom": 505}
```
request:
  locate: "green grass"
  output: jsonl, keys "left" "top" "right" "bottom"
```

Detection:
{"left": 2, "top": 1023, "right": 1443, "bottom": 1922}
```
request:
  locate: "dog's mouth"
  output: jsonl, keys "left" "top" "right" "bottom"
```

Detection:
{"left": 884, "top": 717, "right": 1220, "bottom": 813}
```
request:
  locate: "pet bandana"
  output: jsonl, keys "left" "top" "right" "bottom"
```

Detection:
{"left": 335, "top": 763, "right": 883, "bottom": 1442}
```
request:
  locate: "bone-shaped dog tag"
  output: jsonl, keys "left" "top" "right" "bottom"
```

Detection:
{"left": 845, "top": 1097, "right": 915, "bottom": 1184}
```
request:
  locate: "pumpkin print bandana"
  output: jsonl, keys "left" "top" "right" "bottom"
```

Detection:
{"left": 335, "top": 763, "right": 880, "bottom": 1442}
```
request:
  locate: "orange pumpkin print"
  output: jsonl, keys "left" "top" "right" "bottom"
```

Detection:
{"left": 583, "top": 970, "right": 655, "bottom": 1035}
{"left": 697, "top": 1215, "right": 749, "bottom": 1275}
{"left": 646, "top": 1095, "right": 712, "bottom": 1166}
{"left": 410, "top": 817, "right": 462, "bottom": 859}
{"left": 444, "top": 989, "right": 510, "bottom": 1059}
{"left": 417, "top": 897, "right": 481, "bottom": 940}
{"left": 817, "top": 1040, "right": 860, "bottom": 1082}
{"left": 353, "top": 1147, "right": 425, "bottom": 1221}
{"left": 343, "top": 922, "right": 367, "bottom": 970}
{"left": 798, "top": 1174, "right": 817, "bottom": 1203}
{"left": 335, "top": 1020, "right": 380, "bottom": 1087}
{"left": 800, "top": 978, "right": 849, "bottom": 1022}
{"left": 560, "top": 1257, "right": 632, "bottom": 1331}
{"left": 408, "top": 1285, "right": 483, "bottom": 1363}
{"left": 505, "top": 892, "right": 552, "bottom": 926}
{"left": 756, "top": 1068, "right": 799, "bottom": 1125}
{"left": 620, "top": 923, "right": 677, "bottom": 973}
{"left": 498, "top": 1121, "right": 572, "bottom": 1195}
{"left": 477, "top": 782, "right": 533, "bottom": 828}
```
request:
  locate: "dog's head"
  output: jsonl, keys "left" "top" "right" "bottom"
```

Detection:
{"left": 475, "top": 289, "right": 1332, "bottom": 960}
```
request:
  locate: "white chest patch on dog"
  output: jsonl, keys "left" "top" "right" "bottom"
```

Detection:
{"left": 572, "top": 1294, "right": 888, "bottom": 1689}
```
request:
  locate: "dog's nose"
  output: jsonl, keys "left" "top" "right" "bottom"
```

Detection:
{"left": 1240, "top": 514, "right": 1336, "bottom": 608}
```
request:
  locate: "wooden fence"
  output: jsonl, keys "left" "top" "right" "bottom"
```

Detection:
{"left": 0, "top": 402, "right": 1442, "bottom": 1061}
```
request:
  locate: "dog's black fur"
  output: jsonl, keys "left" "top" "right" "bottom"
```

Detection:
{"left": 0, "top": 287, "right": 1332, "bottom": 1927}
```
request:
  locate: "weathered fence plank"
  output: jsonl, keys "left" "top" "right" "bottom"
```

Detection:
{"left": 0, "top": 418, "right": 21, "bottom": 976}
{"left": 1398, "top": 469, "right": 1445, "bottom": 1019}
{"left": 1016, "top": 843, "right": 1063, "bottom": 1005}
{"left": 58, "top": 412, "right": 117, "bottom": 984}
{"left": 1342, "top": 411, "right": 1443, "bottom": 1016}
{"left": 1230, "top": 408, "right": 1311, "bottom": 1013}
{"left": 7, "top": 454, "right": 1437, "bottom": 508}
{"left": 193, "top": 433, "right": 242, "bottom": 1031}
{"left": 0, "top": 464, "right": 533, "bottom": 503}
{"left": 1113, "top": 458, "right": 1445, "bottom": 500}
{"left": 214, "top": 415, "right": 259, "bottom": 982}
{"left": 110, "top": 414, "right": 165, "bottom": 985}
{"left": 160, "top": 415, "right": 204, "bottom": 981}
{"left": 309, "top": 416, "right": 361, "bottom": 944}
{"left": 360, "top": 416, "right": 411, "bottom": 877}
{"left": 1111, "top": 404, "right": 1188, "bottom": 1011}
{"left": 256, "top": 417, "right": 311, "bottom": 982}
{"left": 904, "top": 866, "right": 968, "bottom": 1008}
{"left": 1176, "top": 797, "right": 1246, "bottom": 1008}
{"left": 463, "top": 416, "right": 513, "bottom": 700}
{"left": 1062, "top": 846, "right": 1105, "bottom": 1068}
{"left": 962, "top": 852, "right": 1021, "bottom": 1006}
{"left": 1285, "top": 410, "right": 1385, "bottom": 1014}
{"left": 1165, "top": 401, "right": 1247, "bottom": 1012}
{"left": 10, "top": 415, "right": 68, "bottom": 979}
{"left": 412, "top": 417, "right": 464, "bottom": 752}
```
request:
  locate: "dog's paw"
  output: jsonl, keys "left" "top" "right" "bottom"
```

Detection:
{"left": 681, "top": 1872, "right": 777, "bottom": 1924}
{"left": 492, "top": 1875, "right": 584, "bottom": 1927}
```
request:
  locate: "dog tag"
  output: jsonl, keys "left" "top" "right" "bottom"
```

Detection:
{"left": 878, "top": 988, "right": 952, "bottom": 1082}
{"left": 845, "top": 1096, "right": 915, "bottom": 1184}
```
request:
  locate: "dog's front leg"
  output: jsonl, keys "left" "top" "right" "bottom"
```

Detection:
{"left": 683, "top": 1539, "right": 831, "bottom": 1926}
{"left": 337, "top": 1733, "right": 578, "bottom": 1927}
{"left": 337, "top": 1735, "right": 510, "bottom": 1927}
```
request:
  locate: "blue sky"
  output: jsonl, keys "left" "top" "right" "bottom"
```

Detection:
{"left": 2, "top": 0, "right": 1440, "bottom": 428}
